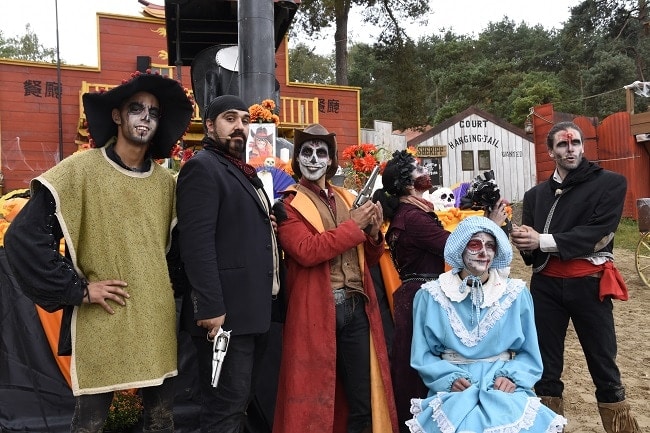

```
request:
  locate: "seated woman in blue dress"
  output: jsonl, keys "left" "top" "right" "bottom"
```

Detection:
{"left": 407, "top": 216, "right": 566, "bottom": 433}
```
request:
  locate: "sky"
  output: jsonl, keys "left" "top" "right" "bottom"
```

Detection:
{"left": 0, "top": 0, "right": 583, "bottom": 66}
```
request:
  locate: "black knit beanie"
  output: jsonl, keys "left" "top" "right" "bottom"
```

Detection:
{"left": 204, "top": 95, "right": 248, "bottom": 124}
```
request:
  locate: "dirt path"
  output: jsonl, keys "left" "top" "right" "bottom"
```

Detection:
{"left": 508, "top": 246, "right": 650, "bottom": 432}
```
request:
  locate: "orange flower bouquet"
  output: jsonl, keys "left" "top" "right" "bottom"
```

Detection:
{"left": 341, "top": 143, "right": 387, "bottom": 191}
{"left": 249, "top": 99, "right": 279, "bottom": 125}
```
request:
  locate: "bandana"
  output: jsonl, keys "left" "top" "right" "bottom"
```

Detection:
{"left": 201, "top": 136, "right": 262, "bottom": 188}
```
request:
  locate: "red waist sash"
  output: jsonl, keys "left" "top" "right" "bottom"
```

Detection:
{"left": 540, "top": 256, "right": 628, "bottom": 301}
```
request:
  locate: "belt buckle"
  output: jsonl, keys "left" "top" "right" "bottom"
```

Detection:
{"left": 333, "top": 288, "right": 347, "bottom": 305}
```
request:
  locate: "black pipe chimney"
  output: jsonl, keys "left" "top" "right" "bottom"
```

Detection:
{"left": 238, "top": 0, "right": 276, "bottom": 107}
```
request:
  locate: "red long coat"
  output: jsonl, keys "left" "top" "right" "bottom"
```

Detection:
{"left": 273, "top": 185, "right": 398, "bottom": 433}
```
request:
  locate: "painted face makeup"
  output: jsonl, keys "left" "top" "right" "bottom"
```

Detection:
{"left": 549, "top": 128, "right": 584, "bottom": 175}
{"left": 465, "top": 238, "right": 497, "bottom": 255}
{"left": 119, "top": 91, "right": 160, "bottom": 145}
{"left": 410, "top": 162, "right": 432, "bottom": 192}
{"left": 126, "top": 102, "right": 161, "bottom": 121}
{"left": 298, "top": 140, "right": 330, "bottom": 181}
{"left": 462, "top": 232, "right": 496, "bottom": 277}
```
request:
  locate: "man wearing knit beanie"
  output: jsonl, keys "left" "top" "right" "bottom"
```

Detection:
{"left": 175, "top": 95, "right": 280, "bottom": 432}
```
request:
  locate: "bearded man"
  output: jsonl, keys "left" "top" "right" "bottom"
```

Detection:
{"left": 175, "top": 95, "right": 280, "bottom": 433}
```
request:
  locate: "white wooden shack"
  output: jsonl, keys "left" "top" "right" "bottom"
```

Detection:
{"left": 389, "top": 106, "right": 537, "bottom": 203}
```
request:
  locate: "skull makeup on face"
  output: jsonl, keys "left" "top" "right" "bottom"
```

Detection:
{"left": 298, "top": 140, "right": 330, "bottom": 182}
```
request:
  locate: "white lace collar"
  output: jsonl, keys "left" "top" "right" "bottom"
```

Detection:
{"left": 422, "top": 271, "right": 525, "bottom": 347}
{"left": 439, "top": 269, "right": 508, "bottom": 307}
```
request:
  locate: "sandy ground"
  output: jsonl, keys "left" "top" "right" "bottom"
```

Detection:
{"left": 508, "top": 245, "right": 650, "bottom": 432}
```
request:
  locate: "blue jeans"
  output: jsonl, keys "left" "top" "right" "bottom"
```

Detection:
{"left": 193, "top": 332, "right": 269, "bottom": 433}
{"left": 336, "top": 294, "right": 371, "bottom": 433}
{"left": 531, "top": 273, "right": 626, "bottom": 403}
{"left": 70, "top": 377, "right": 175, "bottom": 433}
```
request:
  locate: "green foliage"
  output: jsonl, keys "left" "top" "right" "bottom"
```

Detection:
{"left": 288, "top": 43, "right": 335, "bottom": 84}
{"left": 291, "top": 0, "right": 429, "bottom": 84}
{"left": 299, "top": 0, "right": 650, "bottom": 131}
{"left": 616, "top": 217, "right": 642, "bottom": 252}
{"left": 0, "top": 24, "right": 58, "bottom": 63}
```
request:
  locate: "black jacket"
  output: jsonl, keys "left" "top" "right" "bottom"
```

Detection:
{"left": 175, "top": 147, "right": 275, "bottom": 336}
{"left": 521, "top": 159, "right": 626, "bottom": 271}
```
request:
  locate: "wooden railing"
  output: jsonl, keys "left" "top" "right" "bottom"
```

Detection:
{"left": 279, "top": 96, "right": 319, "bottom": 129}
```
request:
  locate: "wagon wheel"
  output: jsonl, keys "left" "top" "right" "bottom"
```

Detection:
{"left": 635, "top": 232, "right": 650, "bottom": 288}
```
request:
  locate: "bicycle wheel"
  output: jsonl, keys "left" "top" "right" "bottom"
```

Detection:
{"left": 635, "top": 232, "right": 650, "bottom": 288}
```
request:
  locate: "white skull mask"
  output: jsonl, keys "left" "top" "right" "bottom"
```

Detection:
{"left": 264, "top": 157, "right": 276, "bottom": 168}
{"left": 429, "top": 187, "right": 455, "bottom": 211}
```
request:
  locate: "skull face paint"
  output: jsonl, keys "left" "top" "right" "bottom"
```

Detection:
{"left": 116, "top": 91, "right": 160, "bottom": 146}
{"left": 462, "top": 232, "right": 496, "bottom": 277}
{"left": 410, "top": 162, "right": 433, "bottom": 192}
{"left": 298, "top": 140, "right": 330, "bottom": 181}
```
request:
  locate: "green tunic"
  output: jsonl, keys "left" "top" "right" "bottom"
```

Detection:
{"left": 36, "top": 148, "right": 178, "bottom": 395}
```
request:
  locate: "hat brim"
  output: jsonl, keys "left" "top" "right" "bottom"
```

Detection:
{"left": 293, "top": 128, "right": 336, "bottom": 150}
{"left": 83, "top": 74, "right": 194, "bottom": 159}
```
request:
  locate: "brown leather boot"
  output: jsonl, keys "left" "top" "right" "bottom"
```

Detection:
{"left": 539, "top": 395, "right": 565, "bottom": 416}
{"left": 598, "top": 400, "right": 641, "bottom": 433}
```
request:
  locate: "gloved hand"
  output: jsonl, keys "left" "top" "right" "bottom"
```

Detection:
{"left": 272, "top": 200, "right": 288, "bottom": 225}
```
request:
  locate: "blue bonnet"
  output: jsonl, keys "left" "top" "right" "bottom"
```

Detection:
{"left": 444, "top": 216, "right": 512, "bottom": 273}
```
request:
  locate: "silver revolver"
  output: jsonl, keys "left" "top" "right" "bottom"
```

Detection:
{"left": 352, "top": 165, "right": 380, "bottom": 209}
{"left": 211, "top": 328, "right": 231, "bottom": 388}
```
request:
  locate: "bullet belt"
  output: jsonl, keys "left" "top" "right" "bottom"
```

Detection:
{"left": 441, "top": 350, "right": 515, "bottom": 364}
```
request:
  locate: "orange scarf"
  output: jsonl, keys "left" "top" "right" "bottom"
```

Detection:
{"left": 540, "top": 256, "right": 628, "bottom": 301}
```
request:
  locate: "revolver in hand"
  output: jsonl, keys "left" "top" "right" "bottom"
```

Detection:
{"left": 352, "top": 165, "right": 380, "bottom": 209}
{"left": 211, "top": 328, "right": 231, "bottom": 388}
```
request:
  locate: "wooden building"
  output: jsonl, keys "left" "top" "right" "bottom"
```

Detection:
{"left": 407, "top": 106, "right": 537, "bottom": 204}
{"left": 0, "top": 8, "right": 361, "bottom": 193}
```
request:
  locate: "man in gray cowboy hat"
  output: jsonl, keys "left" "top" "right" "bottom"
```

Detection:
{"left": 5, "top": 71, "right": 193, "bottom": 433}
{"left": 272, "top": 124, "right": 399, "bottom": 433}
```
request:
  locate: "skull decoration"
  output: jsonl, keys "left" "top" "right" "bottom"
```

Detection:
{"left": 426, "top": 187, "right": 456, "bottom": 211}
{"left": 264, "top": 157, "right": 276, "bottom": 168}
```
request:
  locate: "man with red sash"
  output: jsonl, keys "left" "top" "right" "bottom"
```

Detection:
{"left": 511, "top": 121, "right": 640, "bottom": 433}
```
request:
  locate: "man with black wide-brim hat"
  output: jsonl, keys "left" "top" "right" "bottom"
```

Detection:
{"left": 5, "top": 71, "right": 193, "bottom": 433}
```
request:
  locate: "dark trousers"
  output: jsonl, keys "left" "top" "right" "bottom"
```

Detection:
{"left": 336, "top": 295, "right": 371, "bottom": 433}
{"left": 70, "top": 377, "right": 175, "bottom": 433}
{"left": 531, "top": 273, "right": 626, "bottom": 403}
{"left": 193, "top": 331, "right": 269, "bottom": 433}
